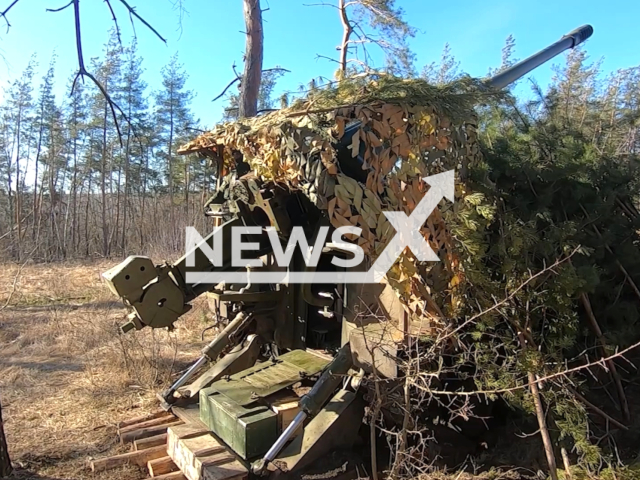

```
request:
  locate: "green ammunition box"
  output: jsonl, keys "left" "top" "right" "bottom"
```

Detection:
{"left": 200, "top": 387, "right": 278, "bottom": 460}
{"left": 198, "top": 351, "right": 329, "bottom": 460}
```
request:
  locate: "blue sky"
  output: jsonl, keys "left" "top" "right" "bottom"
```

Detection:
{"left": 0, "top": 0, "right": 637, "bottom": 129}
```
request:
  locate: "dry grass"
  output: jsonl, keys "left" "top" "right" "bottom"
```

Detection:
{"left": 0, "top": 259, "right": 213, "bottom": 480}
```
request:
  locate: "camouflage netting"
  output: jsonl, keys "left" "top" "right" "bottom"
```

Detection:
{"left": 179, "top": 76, "right": 501, "bottom": 333}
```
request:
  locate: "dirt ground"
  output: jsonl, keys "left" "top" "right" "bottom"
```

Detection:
{"left": 0, "top": 260, "right": 211, "bottom": 480}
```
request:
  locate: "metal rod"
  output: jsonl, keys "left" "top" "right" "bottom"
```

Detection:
{"left": 486, "top": 25, "right": 593, "bottom": 89}
{"left": 252, "top": 411, "right": 308, "bottom": 475}
{"left": 168, "top": 355, "right": 208, "bottom": 394}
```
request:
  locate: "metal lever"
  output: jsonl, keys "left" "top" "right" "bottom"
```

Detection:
{"left": 251, "top": 343, "right": 353, "bottom": 475}
{"left": 159, "top": 311, "right": 253, "bottom": 407}
{"left": 251, "top": 411, "right": 308, "bottom": 475}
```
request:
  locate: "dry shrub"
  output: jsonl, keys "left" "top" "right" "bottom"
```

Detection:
{"left": 0, "top": 259, "right": 209, "bottom": 479}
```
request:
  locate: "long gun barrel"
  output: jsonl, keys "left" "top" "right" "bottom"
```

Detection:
{"left": 486, "top": 25, "right": 593, "bottom": 89}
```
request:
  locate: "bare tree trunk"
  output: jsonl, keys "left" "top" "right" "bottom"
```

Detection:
{"left": 238, "top": 0, "right": 263, "bottom": 118}
{"left": 71, "top": 135, "right": 79, "bottom": 253}
{"left": 518, "top": 333, "right": 558, "bottom": 480}
{"left": 85, "top": 142, "right": 93, "bottom": 257}
{"left": 184, "top": 161, "right": 189, "bottom": 219}
{"left": 14, "top": 107, "right": 22, "bottom": 260}
{"left": 33, "top": 106, "right": 45, "bottom": 240}
{"left": 121, "top": 137, "right": 131, "bottom": 254}
{"left": 101, "top": 87, "right": 109, "bottom": 257}
{"left": 0, "top": 399, "right": 11, "bottom": 478}
{"left": 113, "top": 158, "right": 122, "bottom": 254}
{"left": 140, "top": 148, "right": 149, "bottom": 250}
{"left": 168, "top": 101, "right": 175, "bottom": 248}
{"left": 338, "top": 0, "right": 352, "bottom": 74}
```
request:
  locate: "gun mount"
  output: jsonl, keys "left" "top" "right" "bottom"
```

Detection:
{"left": 102, "top": 25, "right": 593, "bottom": 480}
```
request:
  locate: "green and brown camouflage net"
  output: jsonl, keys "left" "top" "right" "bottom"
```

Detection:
{"left": 179, "top": 77, "right": 494, "bottom": 331}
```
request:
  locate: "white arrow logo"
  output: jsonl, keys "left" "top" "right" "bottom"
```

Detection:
{"left": 184, "top": 170, "right": 455, "bottom": 285}
{"left": 365, "top": 170, "right": 455, "bottom": 282}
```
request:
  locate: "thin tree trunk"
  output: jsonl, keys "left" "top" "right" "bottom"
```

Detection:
{"left": 518, "top": 332, "right": 558, "bottom": 480}
{"left": 113, "top": 157, "right": 122, "bottom": 254}
{"left": 7, "top": 159, "right": 14, "bottom": 257}
{"left": 101, "top": 86, "right": 109, "bottom": 257}
{"left": 140, "top": 148, "right": 149, "bottom": 250}
{"left": 71, "top": 133, "right": 79, "bottom": 254}
{"left": 184, "top": 160, "right": 189, "bottom": 219}
{"left": 121, "top": 126, "right": 131, "bottom": 254}
{"left": 168, "top": 95, "right": 175, "bottom": 246}
{"left": 49, "top": 119, "right": 57, "bottom": 258}
{"left": 0, "top": 399, "right": 11, "bottom": 477}
{"left": 338, "top": 0, "right": 352, "bottom": 74}
{"left": 239, "top": 0, "right": 263, "bottom": 118}
{"left": 14, "top": 107, "right": 22, "bottom": 260}
{"left": 33, "top": 102, "right": 45, "bottom": 239}
{"left": 85, "top": 143, "right": 93, "bottom": 257}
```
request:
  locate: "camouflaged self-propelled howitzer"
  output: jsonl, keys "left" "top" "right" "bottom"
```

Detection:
{"left": 102, "top": 25, "right": 593, "bottom": 480}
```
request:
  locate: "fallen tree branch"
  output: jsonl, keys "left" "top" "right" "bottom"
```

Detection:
{"left": 568, "top": 386, "right": 628, "bottom": 431}
{"left": 580, "top": 292, "right": 630, "bottom": 422}
{"left": 0, "top": 260, "right": 28, "bottom": 311}
{"left": 405, "top": 337, "right": 640, "bottom": 397}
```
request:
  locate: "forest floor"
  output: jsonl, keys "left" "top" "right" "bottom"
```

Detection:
{"left": 0, "top": 260, "right": 211, "bottom": 480}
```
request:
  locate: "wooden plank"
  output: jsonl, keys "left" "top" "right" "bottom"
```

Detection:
{"left": 199, "top": 451, "right": 237, "bottom": 468}
{"left": 183, "top": 436, "right": 226, "bottom": 457}
{"left": 174, "top": 437, "right": 226, "bottom": 476}
{"left": 200, "top": 459, "right": 247, "bottom": 480}
{"left": 90, "top": 445, "right": 168, "bottom": 472}
{"left": 118, "top": 410, "right": 174, "bottom": 429}
{"left": 167, "top": 428, "right": 247, "bottom": 480}
{"left": 120, "top": 420, "right": 184, "bottom": 444}
{"left": 120, "top": 414, "right": 178, "bottom": 434}
{"left": 271, "top": 400, "right": 302, "bottom": 437}
{"left": 172, "top": 405, "right": 208, "bottom": 429}
{"left": 148, "top": 456, "right": 179, "bottom": 476}
{"left": 143, "top": 472, "right": 187, "bottom": 480}
{"left": 134, "top": 433, "right": 168, "bottom": 451}
{"left": 168, "top": 424, "right": 210, "bottom": 441}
